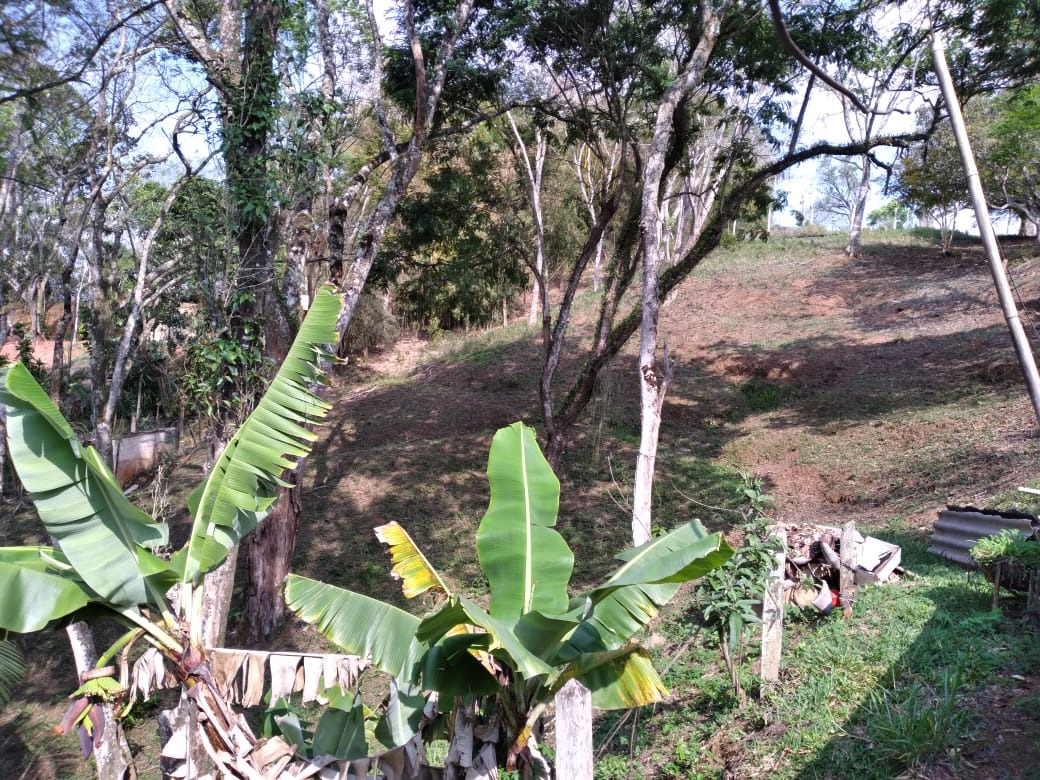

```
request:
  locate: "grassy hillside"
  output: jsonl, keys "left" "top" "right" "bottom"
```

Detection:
{"left": 3, "top": 230, "right": 1040, "bottom": 778}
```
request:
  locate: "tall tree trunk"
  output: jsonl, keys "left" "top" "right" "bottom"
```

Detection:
{"left": 632, "top": 9, "right": 722, "bottom": 546}
{"left": 506, "top": 113, "right": 548, "bottom": 326}
{"left": 50, "top": 249, "right": 79, "bottom": 401}
{"left": 845, "top": 154, "right": 871, "bottom": 257}
{"left": 214, "top": 0, "right": 291, "bottom": 642}
{"left": 242, "top": 476, "right": 302, "bottom": 640}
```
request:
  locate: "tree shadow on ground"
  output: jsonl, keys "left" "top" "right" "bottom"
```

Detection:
{"left": 289, "top": 322, "right": 759, "bottom": 614}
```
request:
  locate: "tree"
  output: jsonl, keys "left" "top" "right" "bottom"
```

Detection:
{"left": 868, "top": 199, "right": 912, "bottom": 229}
{"left": 375, "top": 129, "right": 530, "bottom": 332}
{"left": 814, "top": 157, "right": 864, "bottom": 229}
{"left": 518, "top": 0, "right": 928, "bottom": 472}
{"left": 896, "top": 117, "right": 969, "bottom": 253}
{"left": 980, "top": 85, "right": 1040, "bottom": 239}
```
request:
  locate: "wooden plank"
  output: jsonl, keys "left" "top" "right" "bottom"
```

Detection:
{"left": 839, "top": 521, "right": 860, "bottom": 617}
{"left": 760, "top": 526, "right": 787, "bottom": 686}
{"left": 555, "top": 680, "right": 593, "bottom": 779}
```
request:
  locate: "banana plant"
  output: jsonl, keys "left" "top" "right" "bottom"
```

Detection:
{"left": 0, "top": 638, "right": 25, "bottom": 707}
{"left": 0, "top": 286, "right": 344, "bottom": 773}
{"left": 285, "top": 422, "right": 734, "bottom": 775}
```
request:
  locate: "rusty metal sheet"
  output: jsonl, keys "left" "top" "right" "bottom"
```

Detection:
{"left": 928, "top": 506, "right": 1038, "bottom": 567}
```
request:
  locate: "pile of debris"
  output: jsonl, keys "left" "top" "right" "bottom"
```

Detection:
{"left": 760, "top": 521, "right": 904, "bottom": 684}
{"left": 776, "top": 521, "right": 902, "bottom": 616}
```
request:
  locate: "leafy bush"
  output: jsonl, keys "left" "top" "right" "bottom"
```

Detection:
{"left": 339, "top": 291, "right": 398, "bottom": 356}
{"left": 970, "top": 529, "right": 1040, "bottom": 569}
{"left": 693, "top": 472, "right": 781, "bottom": 702}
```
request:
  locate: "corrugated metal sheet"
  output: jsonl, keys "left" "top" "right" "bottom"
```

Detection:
{"left": 928, "top": 506, "right": 1039, "bottom": 567}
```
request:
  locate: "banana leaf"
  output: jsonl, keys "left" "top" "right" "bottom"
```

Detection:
{"left": 374, "top": 521, "right": 449, "bottom": 599}
{"left": 421, "top": 633, "right": 498, "bottom": 698}
{"left": 0, "top": 548, "right": 93, "bottom": 633}
{"left": 0, "top": 639, "right": 25, "bottom": 705}
{"left": 565, "top": 521, "right": 733, "bottom": 653}
{"left": 374, "top": 679, "right": 428, "bottom": 750}
{"left": 175, "top": 286, "right": 341, "bottom": 584}
{"left": 416, "top": 595, "right": 557, "bottom": 681}
{"left": 475, "top": 423, "right": 573, "bottom": 625}
{"left": 283, "top": 574, "right": 424, "bottom": 681}
{"left": 571, "top": 646, "right": 669, "bottom": 709}
{"left": 596, "top": 520, "right": 733, "bottom": 591}
{"left": 312, "top": 688, "right": 368, "bottom": 760}
{"left": 0, "top": 364, "right": 169, "bottom": 608}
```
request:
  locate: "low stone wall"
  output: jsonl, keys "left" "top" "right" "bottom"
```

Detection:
{"left": 113, "top": 427, "right": 178, "bottom": 485}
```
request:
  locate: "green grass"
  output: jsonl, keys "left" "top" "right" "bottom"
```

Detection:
{"left": 738, "top": 378, "right": 789, "bottom": 412}
{"left": 590, "top": 530, "right": 1040, "bottom": 778}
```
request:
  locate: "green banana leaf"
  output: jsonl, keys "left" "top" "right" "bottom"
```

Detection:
{"left": 373, "top": 680, "right": 428, "bottom": 750}
{"left": 417, "top": 595, "right": 557, "bottom": 682}
{"left": 175, "top": 286, "right": 342, "bottom": 585}
{"left": 0, "top": 639, "right": 25, "bottom": 706}
{"left": 283, "top": 574, "right": 424, "bottom": 681}
{"left": 0, "top": 364, "right": 169, "bottom": 608}
{"left": 564, "top": 521, "right": 733, "bottom": 654}
{"left": 597, "top": 520, "right": 733, "bottom": 591}
{"left": 421, "top": 632, "right": 499, "bottom": 698}
{"left": 312, "top": 688, "right": 368, "bottom": 760}
{"left": 475, "top": 422, "right": 573, "bottom": 625}
{"left": 458, "top": 596, "right": 556, "bottom": 680}
{"left": 0, "top": 548, "right": 93, "bottom": 632}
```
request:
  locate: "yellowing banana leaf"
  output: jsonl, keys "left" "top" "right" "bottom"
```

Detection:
{"left": 374, "top": 521, "right": 449, "bottom": 599}
{"left": 283, "top": 574, "right": 424, "bottom": 681}
{"left": 0, "top": 550, "right": 93, "bottom": 633}
{"left": 571, "top": 645, "right": 669, "bottom": 709}
{"left": 175, "top": 286, "right": 342, "bottom": 585}
{"left": 0, "top": 364, "right": 169, "bottom": 608}
{"left": 475, "top": 423, "right": 573, "bottom": 624}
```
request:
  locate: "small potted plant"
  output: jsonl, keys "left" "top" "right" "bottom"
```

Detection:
{"left": 970, "top": 529, "right": 1040, "bottom": 611}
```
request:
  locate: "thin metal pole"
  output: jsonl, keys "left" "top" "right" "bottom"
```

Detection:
{"left": 930, "top": 27, "right": 1040, "bottom": 431}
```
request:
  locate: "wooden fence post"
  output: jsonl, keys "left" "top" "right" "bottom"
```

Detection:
{"left": 760, "top": 526, "right": 787, "bottom": 686}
